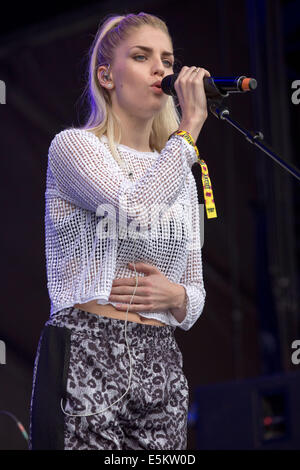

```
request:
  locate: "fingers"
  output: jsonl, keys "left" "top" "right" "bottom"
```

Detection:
{"left": 110, "top": 284, "right": 150, "bottom": 298}
{"left": 176, "top": 65, "right": 211, "bottom": 81}
{"left": 115, "top": 303, "right": 152, "bottom": 312}
{"left": 174, "top": 65, "right": 211, "bottom": 123}
{"left": 174, "top": 65, "right": 211, "bottom": 94}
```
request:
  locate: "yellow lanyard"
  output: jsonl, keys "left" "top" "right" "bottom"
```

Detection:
{"left": 197, "top": 158, "right": 217, "bottom": 219}
{"left": 169, "top": 130, "right": 217, "bottom": 219}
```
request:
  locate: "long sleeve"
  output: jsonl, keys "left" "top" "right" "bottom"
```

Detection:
{"left": 167, "top": 173, "right": 206, "bottom": 331}
{"left": 48, "top": 128, "right": 198, "bottom": 232}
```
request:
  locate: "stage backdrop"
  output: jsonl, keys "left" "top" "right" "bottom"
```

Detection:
{"left": 0, "top": 0, "right": 299, "bottom": 450}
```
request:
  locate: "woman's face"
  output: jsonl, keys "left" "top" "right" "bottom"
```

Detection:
{"left": 106, "top": 25, "right": 174, "bottom": 120}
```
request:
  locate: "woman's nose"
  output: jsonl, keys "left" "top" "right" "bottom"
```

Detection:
{"left": 152, "top": 61, "right": 165, "bottom": 75}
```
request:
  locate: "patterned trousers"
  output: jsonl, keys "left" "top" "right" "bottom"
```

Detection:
{"left": 29, "top": 307, "right": 189, "bottom": 450}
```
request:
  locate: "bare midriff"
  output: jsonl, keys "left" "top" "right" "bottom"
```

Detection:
{"left": 73, "top": 300, "right": 167, "bottom": 327}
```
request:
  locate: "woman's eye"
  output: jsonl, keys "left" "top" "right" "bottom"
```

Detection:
{"left": 134, "top": 55, "right": 146, "bottom": 61}
{"left": 134, "top": 55, "right": 173, "bottom": 67}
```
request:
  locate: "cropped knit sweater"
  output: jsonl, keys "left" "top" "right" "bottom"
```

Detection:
{"left": 45, "top": 128, "right": 206, "bottom": 331}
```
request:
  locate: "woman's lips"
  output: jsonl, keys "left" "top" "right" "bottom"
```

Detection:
{"left": 150, "top": 85, "right": 163, "bottom": 94}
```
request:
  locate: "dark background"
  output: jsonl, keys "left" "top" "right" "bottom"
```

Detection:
{"left": 0, "top": 0, "right": 299, "bottom": 450}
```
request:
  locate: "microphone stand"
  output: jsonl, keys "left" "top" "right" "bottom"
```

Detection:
{"left": 207, "top": 96, "right": 300, "bottom": 182}
{"left": 207, "top": 91, "right": 300, "bottom": 380}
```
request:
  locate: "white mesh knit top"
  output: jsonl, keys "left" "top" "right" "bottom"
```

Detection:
{"left": 45, "top": 128, "right": 206, "bottom": 331}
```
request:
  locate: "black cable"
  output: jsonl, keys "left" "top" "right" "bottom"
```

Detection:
{"left": 0, "top": 410, "right": 29, "bottom": 444}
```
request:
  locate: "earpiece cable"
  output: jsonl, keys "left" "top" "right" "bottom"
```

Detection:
{"left": 60, "top": 261, "right": 138, "bottom": 417}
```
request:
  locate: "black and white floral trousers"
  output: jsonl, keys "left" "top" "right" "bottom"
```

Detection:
{"left": 29, "top": 307, "right": 189, "bottom": 450}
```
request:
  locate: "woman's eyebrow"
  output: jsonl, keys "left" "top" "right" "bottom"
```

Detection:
{"left": 129, "top": 45, "right": 174, "bottom": 57}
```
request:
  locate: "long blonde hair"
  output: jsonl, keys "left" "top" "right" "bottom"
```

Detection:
{"left": 78, "top": 12, "right": 181, "bottom": 166}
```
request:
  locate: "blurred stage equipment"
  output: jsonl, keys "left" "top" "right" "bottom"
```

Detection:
{"left": 193, "top": 371, "right": 300, "bottom": 449}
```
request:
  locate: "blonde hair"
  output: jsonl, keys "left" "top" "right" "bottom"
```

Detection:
{"left": 78, "top": 12, "right": 181, "bottom": 166}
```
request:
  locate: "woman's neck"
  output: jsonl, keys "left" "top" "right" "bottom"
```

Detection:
{"left": 113, "top": 108, "right": 154, "bottom": 152}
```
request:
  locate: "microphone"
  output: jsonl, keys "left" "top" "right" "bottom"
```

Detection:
{"left": 161, "top": 74, "right": 257, "bottom": 99}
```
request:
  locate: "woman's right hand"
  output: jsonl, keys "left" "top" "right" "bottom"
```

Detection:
{"left": 174, "top": 66, "right": 211, "bottom": 141}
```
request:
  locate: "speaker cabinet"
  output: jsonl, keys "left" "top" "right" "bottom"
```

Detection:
{"left": 194, "top": 371, "right": 300, "bottom": 449}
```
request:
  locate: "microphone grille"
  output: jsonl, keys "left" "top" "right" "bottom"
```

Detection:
{"left": 161, "top": 73, "right": 178, "bottom": 96}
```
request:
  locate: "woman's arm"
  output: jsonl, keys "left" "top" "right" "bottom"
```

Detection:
{"left": 48, "top": 128, "right": 198, "bottom": 232}
{"left": 167, "top": 173, "right": 206, "bottom": 331}
{"left": 168, "top": 284, "right": 187, "bottom": 324}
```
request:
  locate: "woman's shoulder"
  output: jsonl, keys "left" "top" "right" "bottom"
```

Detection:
{"left": 52, "top": 127, "right": 102, "bottom": 141}
{"left": 49, "top": 127, "right": 108, "bottom": 152}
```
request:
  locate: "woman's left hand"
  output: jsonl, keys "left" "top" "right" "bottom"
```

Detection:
{"left": 108, "top": 262, "right": 184, "bottom": 313}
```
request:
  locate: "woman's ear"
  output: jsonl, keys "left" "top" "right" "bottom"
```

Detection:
{"left": 97, "top": 65, "right": 113, "bottom": 89}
